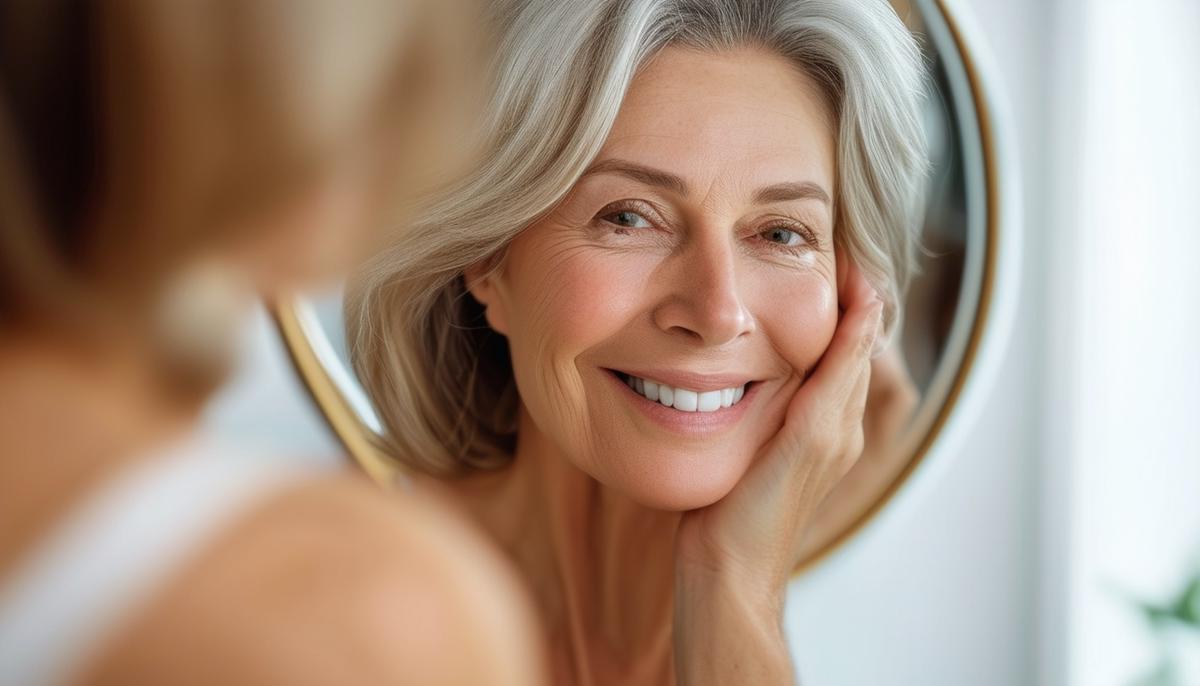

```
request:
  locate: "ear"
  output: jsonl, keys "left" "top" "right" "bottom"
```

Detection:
{"left": 463, "top": 258, "right": 509, "bottom": 335}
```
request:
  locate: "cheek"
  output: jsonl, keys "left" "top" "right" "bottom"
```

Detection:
{"left": 506, "top": 235, "right": 647, "bottom": 354}
{"left": 501, "top": 231, "right": 649, "bottom": 414}
{"left": 755, "top": 271, "right": 838, "bottom": 374}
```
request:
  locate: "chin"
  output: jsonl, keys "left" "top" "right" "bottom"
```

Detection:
{"left": 594, "top": 447, "right": 751, "bottom": 512}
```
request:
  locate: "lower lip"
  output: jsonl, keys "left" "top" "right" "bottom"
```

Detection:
{"left": 603, "top": 370, "right": 759, "bottom": 436}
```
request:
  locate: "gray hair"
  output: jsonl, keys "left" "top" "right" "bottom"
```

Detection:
{"left": 347, "top": 0, "right": 929, "bottom": 475}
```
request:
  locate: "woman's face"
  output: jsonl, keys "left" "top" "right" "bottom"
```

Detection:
{"left": 471, "top": 46, "right": 841, "bottom": 510}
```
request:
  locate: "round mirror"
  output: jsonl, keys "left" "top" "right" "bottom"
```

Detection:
{"left": 271, "top": 0, "right": 1015, "bottom": 574}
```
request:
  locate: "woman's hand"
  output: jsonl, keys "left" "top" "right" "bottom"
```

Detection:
{"left": 801, "top": 333, "right": 919, "bottom": 550}
{"left": 672, "top": 260, "right": 883, "bottom": 685}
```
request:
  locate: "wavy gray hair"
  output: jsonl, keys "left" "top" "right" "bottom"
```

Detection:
{"left": 347, "top": 0, "right": 928, "bottom": 475}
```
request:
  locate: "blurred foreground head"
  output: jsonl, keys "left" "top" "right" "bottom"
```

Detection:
{"left": 0, "top": 0, "right": 479, "bottom": 395}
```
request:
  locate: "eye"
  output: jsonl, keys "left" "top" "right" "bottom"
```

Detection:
{"left": 602, "top": 209, "right": 653, "bottom": 231}
{"left": 761, "top": 226, "right": 805, "bottom": 247}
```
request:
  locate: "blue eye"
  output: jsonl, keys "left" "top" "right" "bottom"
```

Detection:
{"left": 604, "top": 210, "right": 653, "bottom": 230}
{"left": 762, "top": 227, "right": 804, "bottom": 247}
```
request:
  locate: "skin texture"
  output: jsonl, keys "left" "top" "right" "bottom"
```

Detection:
{"left": 449, "top": 46, "right": 883, "bottom": 685}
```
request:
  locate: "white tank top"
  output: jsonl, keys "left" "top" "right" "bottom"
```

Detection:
{"left": 0, "top": 439, "right": 321, "bottom": 686}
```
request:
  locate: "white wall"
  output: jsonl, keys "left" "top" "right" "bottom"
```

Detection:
{"left": 1048, "top": 2, "right": 1200, "bottom": 684}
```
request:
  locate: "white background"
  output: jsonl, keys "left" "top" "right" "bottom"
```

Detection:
{"left": 202, "top": 1, "right": 1200, "bottom": 683}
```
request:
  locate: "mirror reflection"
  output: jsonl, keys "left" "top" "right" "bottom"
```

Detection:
{"left": 287, "top": 0, "right": 988, "bottom": 571}
{"left": 270, "top": 0, "right": 998, "bottom": 682}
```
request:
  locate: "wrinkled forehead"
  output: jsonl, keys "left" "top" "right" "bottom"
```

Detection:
{"left": 596, "top": 45, "right": 837, "bottom": 204}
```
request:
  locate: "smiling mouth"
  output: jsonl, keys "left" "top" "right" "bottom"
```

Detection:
{"left": 608, "top": 370, "right": 754, "bottom": 413}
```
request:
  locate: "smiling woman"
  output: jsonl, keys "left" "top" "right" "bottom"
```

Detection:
{"left": 338, "top": 1, "right": 930, "bottom": 683}
{"left": 458, "top": 45, "right": 850, "bottom": 512}
{"left": 346, "top": 0, "right": 926, "bottom": 478}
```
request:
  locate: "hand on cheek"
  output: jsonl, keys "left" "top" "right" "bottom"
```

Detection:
{"left": 675, "top": 256, "right": 882, "bottom": 594}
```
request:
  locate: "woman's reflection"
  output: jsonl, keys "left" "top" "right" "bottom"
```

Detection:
{"left": 347, "top": 0, "right": 929, "bottom": 683}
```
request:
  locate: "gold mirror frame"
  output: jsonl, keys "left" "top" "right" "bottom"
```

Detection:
{"left": 270, "top": 0, "right": 1004, "bottom": 575}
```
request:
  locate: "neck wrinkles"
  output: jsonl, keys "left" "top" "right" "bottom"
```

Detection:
{"left": 440, "top": 404, "right": 680, "bottom": 683}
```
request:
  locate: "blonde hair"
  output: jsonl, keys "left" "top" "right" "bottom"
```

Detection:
{"left": 0, "top": 1, "right": 468, "bottom": 370}
{"left": 348, "top": 0, "right": 929, "bottom": 475}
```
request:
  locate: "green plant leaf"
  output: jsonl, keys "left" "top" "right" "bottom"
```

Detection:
{"left": 1177, "top": 577, "right": 1200, "bottom": 625}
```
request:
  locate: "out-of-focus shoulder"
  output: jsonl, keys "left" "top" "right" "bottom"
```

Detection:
{"left": 78, "top": 470, "right": 547, "bottom": 686}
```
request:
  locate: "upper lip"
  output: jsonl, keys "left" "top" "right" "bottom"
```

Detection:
{"left": 610, "top": 367, "right": 756, "bottom": 392}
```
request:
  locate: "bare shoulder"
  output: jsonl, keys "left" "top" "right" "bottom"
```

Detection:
{"left": 78, "top": 471, "right": 547, "bottom": 686}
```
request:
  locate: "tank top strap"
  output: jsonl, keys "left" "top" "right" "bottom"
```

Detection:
{"left": 0, "top": 439, "right": 324, "bottom": 686}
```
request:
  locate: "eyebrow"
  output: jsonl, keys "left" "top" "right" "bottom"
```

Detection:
{"left": 582, "top": 158, "right": 688, "bottom": 196}
{"left": 752, "top": 181, "right": 830, "bottom": 206}
{"left": 581, "top": 158, "right": 831, "bottom": 207}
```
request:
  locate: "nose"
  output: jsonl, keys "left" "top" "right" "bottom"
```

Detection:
{"left": 651, "top": 230, "right": 755, "bottom": 346}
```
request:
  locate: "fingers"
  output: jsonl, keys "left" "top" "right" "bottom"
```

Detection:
{"left": 769, "top": 259, "right": 879, "bottom": 479}
{"left": 800, "top": 261, "right": 883, "bottom": 403}
{"left": 838, "top": 254, "right": 879, "bottom": 314}
{"left": 719, "top": 261, "right": 881, "bottom": 570}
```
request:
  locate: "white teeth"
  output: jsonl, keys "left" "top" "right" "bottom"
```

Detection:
{"left": 673, "top": 389, "right": 698, "bottom": 412}
{"left": 697, "top": 390, "right": 721, "bottom": 412}
{"left": 658, "top": 385, "right": 674, "bottom": 407}
{"left": 644, "top": 380, "right": 660, "bottom": 402}
{"left": 623, "top": 374, "right": 747, "bottom": 413}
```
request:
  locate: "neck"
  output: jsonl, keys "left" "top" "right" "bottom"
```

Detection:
{"left": 431, "top": 406, "right": 681, "bottom": 684}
